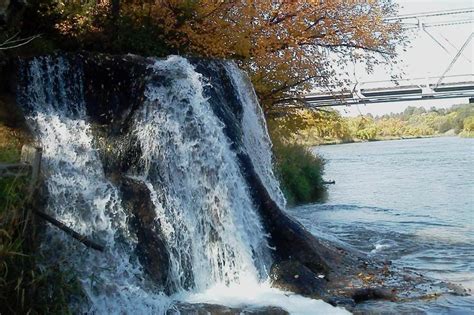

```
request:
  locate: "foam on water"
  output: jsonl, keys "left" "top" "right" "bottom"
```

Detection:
{"left": 182, "top": 280, "right": 349, "bottom": 315}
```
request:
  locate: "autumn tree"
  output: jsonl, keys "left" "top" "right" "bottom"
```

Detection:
{"left": 24, "top": 0, "right": 404, "bottom": 111}
{"left": 128, "top": 1, "right": 404, "bottom": 110}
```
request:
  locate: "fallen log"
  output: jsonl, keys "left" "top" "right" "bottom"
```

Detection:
{"left": 33, "top": 210, "right": 105, "bottom": 252}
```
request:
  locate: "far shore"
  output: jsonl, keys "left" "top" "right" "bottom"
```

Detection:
{"left": 306, "top": 134, "right": 471, "bottom": 147}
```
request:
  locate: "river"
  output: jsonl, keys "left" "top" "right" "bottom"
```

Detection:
{"left": 288, "top": 137, "right": 474, "bottom": 314}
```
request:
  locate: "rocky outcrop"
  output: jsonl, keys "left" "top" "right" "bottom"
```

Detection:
{"left": 191, "top": 59, "right": 357, "bottom": 292}
{"left": 81, "top": 53, "right": 151, "bottom": 177}
{"left": 120, "top": 177, "right": 171, "bottom": 292}
{"left": 270, "top": 260, "right": 327, "bottom": 297}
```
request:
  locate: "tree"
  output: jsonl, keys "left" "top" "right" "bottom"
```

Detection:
{"left": 140, "top": 1, "right": 404, "bottom": 110}
{"left": 463, "top": 116, "right": 474, "bottom": 132}
{"left": 25, "top": 0, "right": 404, "bottom": 110}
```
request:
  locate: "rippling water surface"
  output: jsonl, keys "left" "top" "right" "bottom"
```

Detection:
{"left": 288, "top": 137, "right": 474, "bottom": 314}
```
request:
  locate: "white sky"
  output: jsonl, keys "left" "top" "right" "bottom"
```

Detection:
{"left": 335, "top": 0, "right": 474, "bottom": 117}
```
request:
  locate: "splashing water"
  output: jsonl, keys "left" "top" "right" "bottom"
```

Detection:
{"left": 18, "top": 55, "right": 348, "bottom": 314}
{"left": 133, "top": 56, "right": 271, "bottom": 291}
{"left": 224, "top": 62, "right": 287, "bottom": 209}
{"left": 19, "top": 56, "right": 171, "bottom": 313}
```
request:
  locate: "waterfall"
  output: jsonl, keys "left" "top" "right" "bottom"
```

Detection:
{"left": 224, "top": 62, "right": 287, "bottom": 210}
{"left": 133, "top": 56, "right": 271, "bottom": 290}
{"left": 17, "top": 54, "right": 348, "bottom": 314}
{"left": 19, "top": 56, "right": 171, "bottom": 313}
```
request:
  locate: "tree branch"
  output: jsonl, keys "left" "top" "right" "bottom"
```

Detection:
{"left": 0, "top": 34, "right": 41, "bottom": 50}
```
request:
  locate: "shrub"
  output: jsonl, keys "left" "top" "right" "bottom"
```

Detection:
{"left": 272, "top": 140, "right": 326, "bottom": 206}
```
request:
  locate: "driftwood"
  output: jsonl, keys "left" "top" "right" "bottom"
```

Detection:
{"left": 34, "top": 210, "right": 105, "bottom": 251}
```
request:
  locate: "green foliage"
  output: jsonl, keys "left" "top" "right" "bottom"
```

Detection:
{"left": 272, "top": 140, "right": 326, "bottom": 206}
{"left": 267, "top": 108, "right": 352, "bottom": 145}
{"left": 459, "top": 116, "right": 474, "bottom": 137}
{"left": 463, "top": 116, "right": 474, "bottom": 131}
{"left": 11, "top": 0, "right": 172, "bottom": 57}
{"left": 0, "top": 191, "right": 84, "bottom": 314}
{"left": 107, "top": 15, "right": 171, "bottom": 56}
{"left": 0, "top": 146, "right": 20, "bottom": 164}
{"left": 270, "top": 104, "right": 474, "bottom": 145}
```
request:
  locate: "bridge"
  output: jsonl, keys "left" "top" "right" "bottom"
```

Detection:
{"left": 305, "top": 74, "right": 474, "bottom": 107}
{"left": 305, "top": 8, "right": 474, "bottom": 107}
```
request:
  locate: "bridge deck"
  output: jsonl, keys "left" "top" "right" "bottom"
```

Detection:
{"left": 305, "top": 81, "right": 474, "bottom": 107}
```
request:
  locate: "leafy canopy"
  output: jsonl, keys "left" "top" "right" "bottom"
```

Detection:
{"left": 24, "top": 0, "right": 404, "bottom": 109}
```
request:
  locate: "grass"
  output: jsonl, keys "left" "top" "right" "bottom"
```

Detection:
{"left": 272, "top": 140, "right": 327, "bottom": 206}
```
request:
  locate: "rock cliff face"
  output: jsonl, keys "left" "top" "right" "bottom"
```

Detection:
{"left": 64, "top": 52, "right": 340, "bottom": 285}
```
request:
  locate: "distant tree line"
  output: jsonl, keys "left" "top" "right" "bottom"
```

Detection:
{"left": 268, "top": 104, "right": 474, "bottom": 145}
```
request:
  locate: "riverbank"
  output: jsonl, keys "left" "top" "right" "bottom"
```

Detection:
{"left": 314, "top": 134, "right": 446, "bottom": 146}
{"left": 267, "top": 104, "right": 474, "bottom": 147}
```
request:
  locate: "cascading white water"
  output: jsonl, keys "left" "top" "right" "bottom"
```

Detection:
{"left": 133, "top": 56, "right": 271, "bottom": 291}
{"left": 19, "top": 55, "right": 348, "bottom": 314}
{"left": 224, "top": 62, "right": 287, "bottom": 209}
{"left": 20, "top": 56, "right": 171, "bottom": 313}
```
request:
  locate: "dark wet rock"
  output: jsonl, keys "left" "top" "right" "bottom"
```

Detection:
{"left": 168, "top": 302, "right": 289, "bottom": 315}
{"left": 327, "top": 296, "right": 356, "bottom": 310}
{"left": 243, "top": 165, "right": 336, "bottom": 276}
{"left": 80, "top": 53, "right": 152, "bottom": 177}
{"left": 270, "top": 260, "right": 327, "bottom": 297}
{"left": 120, "top": 177, "right": 170, "bottom": 292}
{"left": 247, "top": 306, "right": 289, "bottom": 315}
{"left": 81, "top": 53, "right": 151, "bottom": 131}
{"left": 192, "top": 60, "right": 337, "bottom": 278}
{"left": 191, "top": 59, "right": 245, "bottom": 153}
{"left": 352, "top": 287, "right": 396, "bottom": 303}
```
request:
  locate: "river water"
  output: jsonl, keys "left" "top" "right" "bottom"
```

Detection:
{"left": 288, "top": 137, "right": 474, "bottom": 314}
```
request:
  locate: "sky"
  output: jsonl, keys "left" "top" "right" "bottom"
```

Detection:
{"left": 333, "top": 0, "right": 474, "bottom": 117}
